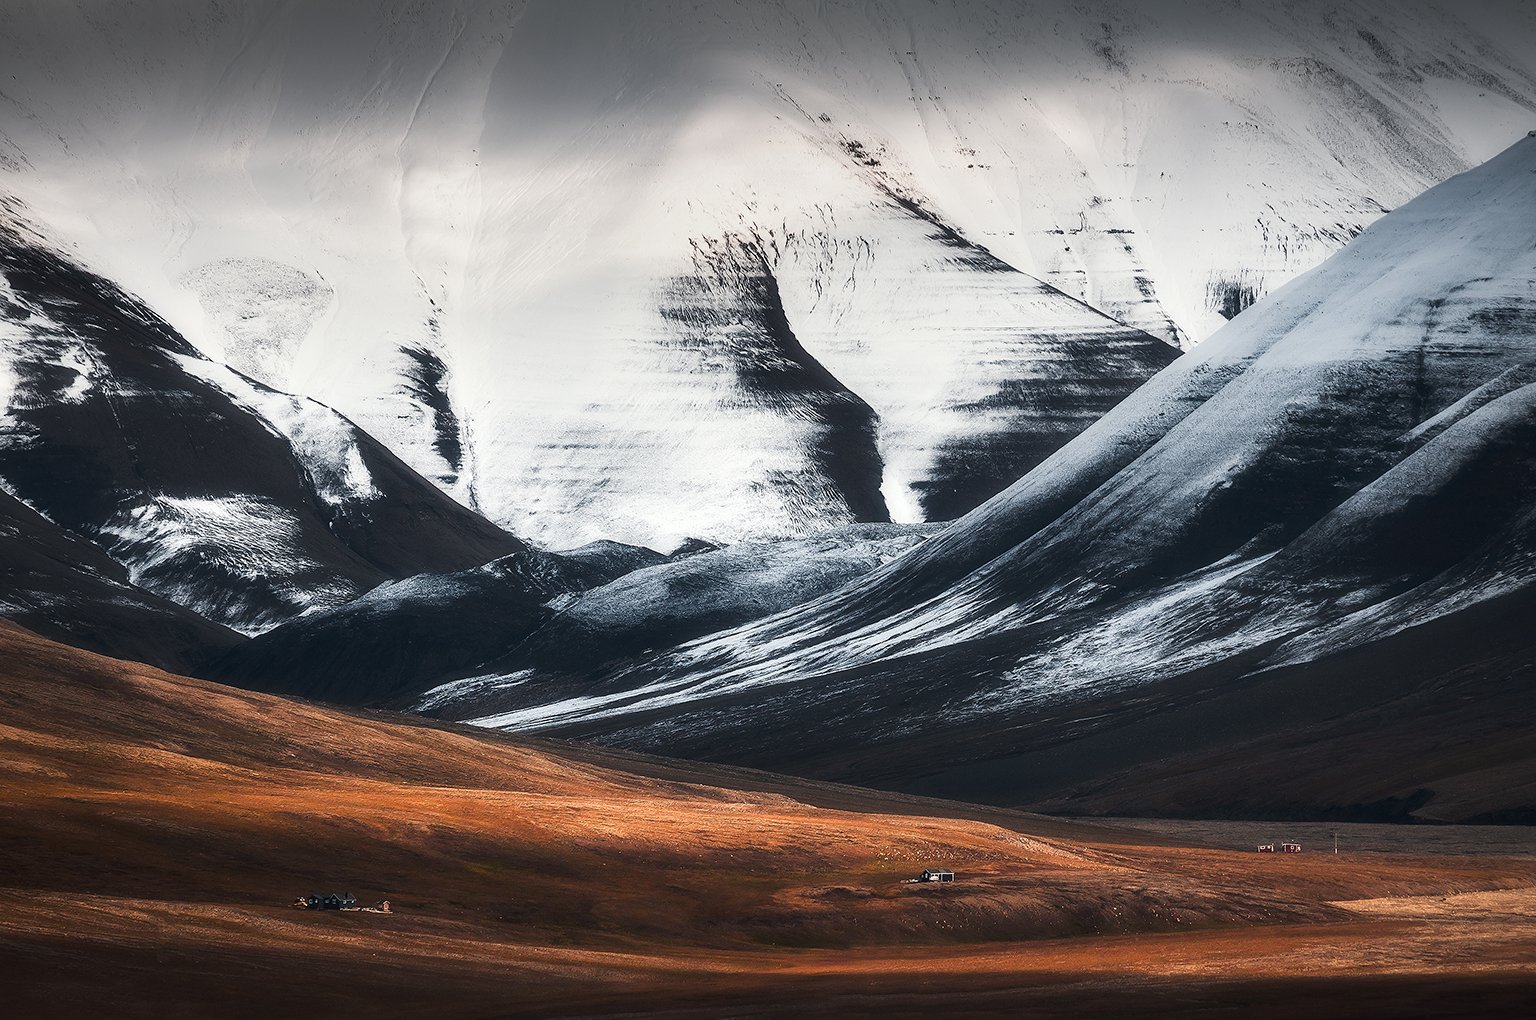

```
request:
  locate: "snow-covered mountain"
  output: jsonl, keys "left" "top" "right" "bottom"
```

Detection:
{"left": 5, "top": 0, "right": 1531, "bottom": 547}
{"left": 426, "top": 135, "right": 1536, "bottom": 818}
{"left": 0, "top": 202, "right": 522, "bottom": 636}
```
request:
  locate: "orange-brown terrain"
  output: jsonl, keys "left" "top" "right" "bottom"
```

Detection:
{"left": 3, "top": 620, "right": 1535, "bottom": 1018}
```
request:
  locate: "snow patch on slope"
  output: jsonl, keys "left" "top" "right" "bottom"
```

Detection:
{"left": 100, "top": 494, "right": 352, "bottom": 633}
{"left": 174, "top": 354, "right": 382, "bottom": 508}
{"left": 179, "top": 257, "right": 334, "bottom": 391}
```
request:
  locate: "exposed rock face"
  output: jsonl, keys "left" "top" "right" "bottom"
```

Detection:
{"left": 8, "top": 1, "right": 1526, "bottom": 545}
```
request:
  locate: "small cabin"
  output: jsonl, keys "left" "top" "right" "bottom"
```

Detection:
{"left": 1281, "top": 843, "right": 1302, "bottom": 854}
{"left": 1256, "top": 844, "right": 1276, "bottom": 853}
{"left": 919, "top": 869, "right": 956, "bottom": 883}
{"left": 298, "top": 892, "right": 358, "bottom": 910}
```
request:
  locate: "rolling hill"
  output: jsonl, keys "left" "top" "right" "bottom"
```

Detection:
{"left": 6, "top": 620, "right": 1536, "bottom": 1017}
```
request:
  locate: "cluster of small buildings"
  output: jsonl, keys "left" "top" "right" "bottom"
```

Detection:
{"left": 291, "top": 892, "right": 393, "bottom": 912}
{"left": 1256, "top": 842, "right": 1302, "bottom": 854}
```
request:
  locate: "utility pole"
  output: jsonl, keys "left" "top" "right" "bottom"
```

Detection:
{"left": 1332, "top": 829, "right": 1339, "bottom": 855}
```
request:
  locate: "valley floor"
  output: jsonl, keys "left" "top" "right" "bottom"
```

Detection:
{"left": 2, "top": 621, "right": 1534, "bottom": 1018}
{"left": 9, "top": 884, "right": 1536, "bottom": 1018}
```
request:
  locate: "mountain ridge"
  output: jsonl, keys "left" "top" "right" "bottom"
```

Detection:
{"left": 7, "top": 0, "right": 1529, "bottom": 546}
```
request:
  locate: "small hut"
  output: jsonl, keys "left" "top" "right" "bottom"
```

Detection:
{"left": 918, "top": 868, "right": 956, "bottom": 883}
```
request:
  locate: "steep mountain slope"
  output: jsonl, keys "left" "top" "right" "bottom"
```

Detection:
{"left": 1017, "top": 586, "right": 1536, "bottom": 823}
{"left": 7, "top": 1, "right": 1530, "bottom": 546}
{"left": 453, "top": 136, "right": 1536, "bottom": 820}
{"left": 0, "top": 487, "right": 242, "bottom": 671}
{"left": 0, "top": 204, "right": 522, "bottom": 635}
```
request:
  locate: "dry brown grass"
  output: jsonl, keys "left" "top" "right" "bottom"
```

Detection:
{"left": 3, "top": 621, "right": 1535, "bottom": 1017}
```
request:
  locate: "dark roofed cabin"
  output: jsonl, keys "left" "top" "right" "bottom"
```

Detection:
{"left": 919, "top": 869, "right": 955, "bottom": 883}
{"left": 300, "top": 892, "right": 358, "bottom": 910}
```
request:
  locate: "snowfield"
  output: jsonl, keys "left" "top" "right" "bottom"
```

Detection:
{"left": 5, "top": 0, "right": 1532, "bottom": 546}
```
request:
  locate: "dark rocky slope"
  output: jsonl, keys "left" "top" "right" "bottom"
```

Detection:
{"left": 0, "top": 487, "right": 242, "bottom": 672}
{"left": 0, "top": 204, "right": 523, "bottom": 638}
{"left": 204, "top": 541, "right": 667, "bottom": 705}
